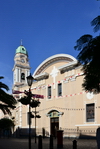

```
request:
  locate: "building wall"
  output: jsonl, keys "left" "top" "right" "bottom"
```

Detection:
{"left": 12, "top": 54, "right": 99, "bottom": 138}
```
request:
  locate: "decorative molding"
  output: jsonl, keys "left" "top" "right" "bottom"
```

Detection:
{"left": 58, "top": 60, "right": 78, "bottom": 72}
{"left": 70, "top": 75, "right": 76, "bottom": 81}
{"left": 33, "top": 54, "right": 77, "bottom": 76}
{"left": 63, "top": 78, "right": 70, "bottom": 83}
{"left": 34, "top": 72, "right": 49, "bottom": 81}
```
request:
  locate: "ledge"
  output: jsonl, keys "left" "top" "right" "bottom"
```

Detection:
{"left": 34, "top": 72, "right": 49, "bottom": 81}
{"left": 58, "top": 60, "right": 78, "bottom": 72}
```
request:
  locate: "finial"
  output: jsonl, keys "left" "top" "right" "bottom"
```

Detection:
{"left": 21, "top": 39, "right": 23, "bottom": 46}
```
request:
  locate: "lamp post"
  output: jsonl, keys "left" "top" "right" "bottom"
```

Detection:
{"left": 35, "top": 107, "right": 37, "bottom": 143}
{"left": 32, "top": 107, "right": 39, "bottom": 143}
{"left": 26, "top": 73, "right": 33, "bottom": 149}
{"left": 35, "top": 107, "right": 36, "bottom": 143}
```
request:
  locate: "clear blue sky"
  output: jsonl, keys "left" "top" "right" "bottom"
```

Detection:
{"left": 0, "top": 0, "right": 100, "bottom": 93}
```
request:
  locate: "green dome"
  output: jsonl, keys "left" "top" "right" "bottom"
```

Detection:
{"left": 16, "top": 45, "right": 28, "bottom": 55}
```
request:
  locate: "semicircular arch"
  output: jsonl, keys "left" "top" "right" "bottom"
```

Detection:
{"left": 47, "top": 109, "right": 60, "bottom": 114}
{"left": 33, "top": 54, "right": 77, "bottom": 76}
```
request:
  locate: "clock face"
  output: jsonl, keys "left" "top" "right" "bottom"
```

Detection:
{"left": 86, "top": 92, "right": 94, "bottom": 100}
{"left": 21, "top": 59, "right": 25, "bottom": 63}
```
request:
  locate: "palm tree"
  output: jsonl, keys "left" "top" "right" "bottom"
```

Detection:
{"left": 74, "top": 16, "right": 100, "bottom": 93}
{"left": 0, "top": 76, "right": 16, "bottom": 115}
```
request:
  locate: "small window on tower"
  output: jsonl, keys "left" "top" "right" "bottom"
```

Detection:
{"left": 21, "top": 73, "right": 25, "bottom": 80}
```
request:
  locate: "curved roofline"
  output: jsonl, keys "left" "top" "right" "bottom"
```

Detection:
{"left": 33, "top": 54, "right": 77, "bottom": 77}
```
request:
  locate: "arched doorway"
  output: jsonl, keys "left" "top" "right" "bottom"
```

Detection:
{"left": 47, "top": 110, "right": 59, "bottom": 137}
{"left": 51, "top": 117, "right": 59, "bottom": 137}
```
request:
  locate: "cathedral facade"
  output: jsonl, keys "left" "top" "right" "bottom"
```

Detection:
{"left": 12, "top": 45, "right": 100, "bottom": 138}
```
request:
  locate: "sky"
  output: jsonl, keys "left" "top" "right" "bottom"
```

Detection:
{"left": 0, "top": 0, "right": 100, "bottom": 93}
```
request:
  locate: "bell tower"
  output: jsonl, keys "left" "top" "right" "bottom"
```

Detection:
{"left": 13, "top": 44, "right": 31, "bottom": 89}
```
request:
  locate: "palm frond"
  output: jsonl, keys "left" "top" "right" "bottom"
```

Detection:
{"left": 74, "top": 34, "right": 92, "bottom": 51}
{"left": 91, "top": 15, "right": 100, "bottom": 32}
{"left": 0, "top": 76, "right": 4, "bottom": 79}
{"left": 74, "top": 29, "right": 100, "bottom": 93}
{"left": 0, "top": 89, "right": 17, "bottom": 105}
{"left": 0, "top": 76, "right": 9, "bottom": 91}
{"left": 0, "top": 76, "right": 17, "bottom": 115}
{"left": 0, "top": 104, "right": 12, "bottom": 115}
{"left": 0, "top": 82, "right": 9, "bottom": 91}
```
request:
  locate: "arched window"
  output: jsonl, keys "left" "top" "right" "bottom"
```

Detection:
{"left": 21, "top": 73, "right": 25, "bottom": 80}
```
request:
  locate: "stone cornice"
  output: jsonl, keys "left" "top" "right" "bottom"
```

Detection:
{"left": 58, "top": 60, "right": 78, "bottom": 72}
{"left": 34, "top": 72, "right": 49, "bottom": 81}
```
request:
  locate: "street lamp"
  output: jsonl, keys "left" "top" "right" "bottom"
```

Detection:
{"left": 27, "top": 73, "right": 33, "bottom": 87}
{"left": 26, "top": 73, "right": 33, "bottom": 149}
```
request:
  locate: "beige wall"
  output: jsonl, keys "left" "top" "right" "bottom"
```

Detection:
{"left": 12, "top": 55, "right": 100, "bottom": 137}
